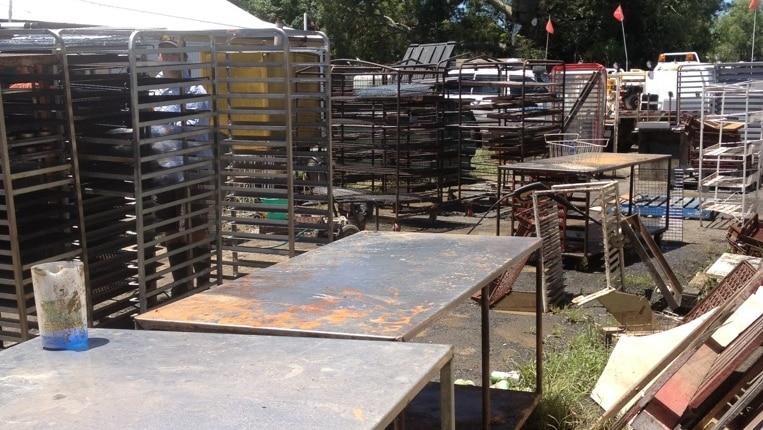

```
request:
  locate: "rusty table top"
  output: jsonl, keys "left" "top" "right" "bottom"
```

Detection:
{"left": 498, "top": 152, "right": 671, "bottom": 175}
{"left": 136, "top": 231, "right": 541, "bottom": 341}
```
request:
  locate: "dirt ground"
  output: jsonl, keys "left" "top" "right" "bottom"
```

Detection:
{"left": 379, "top": 198, "right": 733, "bottom": 385}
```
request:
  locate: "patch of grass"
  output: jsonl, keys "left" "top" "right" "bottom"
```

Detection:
{"left": 470, "top": 148, "right": 497, "bottom": 180}
{"left": 624, "top": 273, "right": 654, "bottom": 289}
{"left": 552, "top": 305, "right": 589, "bottom": 324}
{"left": 514, "top": 323, "right": 612, "bottom": 429}
{"left": 624, "top": 272, "right": 656, "bottom": 298}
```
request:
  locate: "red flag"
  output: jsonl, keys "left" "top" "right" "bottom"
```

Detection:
{"left": 613, "top": 4, "right": 624, "bottom": 22}
{"left": 751, "top": 0, "right": 760, "bottom": 10}
{"left": 546, "top": 18, "right": 554, "bottom": 34}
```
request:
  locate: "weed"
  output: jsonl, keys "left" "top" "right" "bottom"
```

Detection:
{"left": 624, "top": 273, "right": 653, "bottom": 289}
{"left": 552, "top": 305, "right": 589, "bottom": 324}
{"left": 470, "top": 148, "right": 497, "bottom": 180}
{"left": 698, "top": 274, "right": 720, "bottom": 298}
{"left": 549, "top": 325, "right": 564, "bottom": 338}
{"left": 623, "top": 272, "right": 656, "bottom": 297}
{"left": 514, "top": 323, "right": 611, "bottom": 429}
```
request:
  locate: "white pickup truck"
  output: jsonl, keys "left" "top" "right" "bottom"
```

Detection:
{"left": 644, "top": 51, "right": 711, "bottom": 112}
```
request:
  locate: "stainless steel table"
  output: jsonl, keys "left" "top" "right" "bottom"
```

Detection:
{"left": 497, "top": 152, "right": 672, "bottom": 263}
{"left": 497, "top": 152, "right": 672, "bottom": 230}
{"left": 498, "top": 152, "right": 671, "bottom": 177}
{"left": 135, "top": 231, "right": 543, "bottom": 429}
{"left": 0, "top": 328, "right": 454, "bottom": 430}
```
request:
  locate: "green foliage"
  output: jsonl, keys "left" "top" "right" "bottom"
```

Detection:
{"left": 710, "top": 0, "right": 762, "bottom": 62}
{"left": 233, "top": 0, "right": 729, "bottom": 67}
{"left": 699, "top": 274, "right": 720, "bottom": 297}
{"left": 515, "top": 324, "right": 611, "bottom": 429}
{"left": 543, "top": 0, "right": 723, "bottom": 67}
{"left": 512, "top": 34, "right": 545, "bottom": 60}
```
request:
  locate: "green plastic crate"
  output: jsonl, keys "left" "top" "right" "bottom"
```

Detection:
{"left": 261, "top": 198, "right": 288, "bottom": 219}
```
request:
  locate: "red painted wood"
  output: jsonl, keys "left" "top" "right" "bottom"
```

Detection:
{"left": 640, "top": 343, "right": 718, "bottom": 428}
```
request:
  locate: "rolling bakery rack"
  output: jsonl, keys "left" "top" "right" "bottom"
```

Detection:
{"left": 0, "top": 27, "right": 333, "bottom": 344}
{"left": 0, "top": 30, "right": 86, "bottom": 345}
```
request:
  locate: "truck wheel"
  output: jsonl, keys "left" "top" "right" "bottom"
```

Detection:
{"left": 336, "top": 224, "right": 360, "bottom": 240}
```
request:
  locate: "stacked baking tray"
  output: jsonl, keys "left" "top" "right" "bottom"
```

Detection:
{"left": 213, "top": 29, "right": 333, "bottom": 277}
{"left": 0, "top": 30, "right": 85, "bottom": 346}
{"left": 60, "top": 29, "right": 217, "bottom": 317}
{"left": 330, "top": 60, "right": 458, "bottom": 219}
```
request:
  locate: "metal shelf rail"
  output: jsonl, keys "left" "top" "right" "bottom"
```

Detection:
{"left": 330, "top": 58, "right": 458, "bottom": 222}
{"left": 551, "top": 63, "right": 607, "bottom": 145}
{"left": 448, "top": 57, "right": 567, "bottom": 167}
{"left": 60, "top": 29, "right": 218, "bottom": 318}
{"left": 0, "top": 30, "right": 86, "bottom": 346}
{"left": 698, "top": 81, "right": 763, "bottom": 225}
{"left": 213, "top": 29, "right": 332, "bottom": 277}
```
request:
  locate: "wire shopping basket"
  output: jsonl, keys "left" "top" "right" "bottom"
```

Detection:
{"left": 575, "top": 138, "right": 609, "bottom": 157}
{"left": 544, "top": 133, "right": 579, "bottom": 148}
{"left": 545, "top": 135, "right": 608, "bottom": 169}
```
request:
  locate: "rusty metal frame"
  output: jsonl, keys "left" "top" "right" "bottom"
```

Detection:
{"left": 684, "top": 259, "right": 758, "bottom": 322}
{"left": 531, "top": 191, "right": 565, "bottom": 312}
{"left": 550, "top": 180, "right": 626, "bottom": 291}
{"left": 621, "top": 214, "right": 683, "bottom": 310}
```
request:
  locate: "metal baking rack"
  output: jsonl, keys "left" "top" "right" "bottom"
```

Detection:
{"left": 0, "top": 30, "right": 86, "bottom": 346}
{"left": 59, "top": 29, "right": 217, "bottom": 316}
{"left": 0, "top": 27, "right": 335, "bottom": 340}
{"left": 212, "top": 28, "right": 332, "bottom": 277}
{"left": 330, "top": 58, "right": 458, "bottom": 223}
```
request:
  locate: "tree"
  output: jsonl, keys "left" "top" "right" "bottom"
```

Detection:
{"left": 232, "top": 0, "right": 725, "bottom": 68}
{"left": 314, "top": 0, "right": 413, "bottom": 63}
{"left": 540, "top": 0, "right": 723, "bottom": 68}
{"left": 710, "top": 0, "right": 759, "bottom": 62}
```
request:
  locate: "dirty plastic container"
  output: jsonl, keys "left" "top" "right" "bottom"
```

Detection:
{"left": 31, "top": 261, "right": 88, "bottom": 350}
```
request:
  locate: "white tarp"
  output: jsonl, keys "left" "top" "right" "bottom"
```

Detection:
{"left": 0, "top": 0, "right": 274, "bottom": 30}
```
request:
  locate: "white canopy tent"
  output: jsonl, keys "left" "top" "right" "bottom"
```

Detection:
{"left": 0, "top": 0, "right": 274, "bottom": 30}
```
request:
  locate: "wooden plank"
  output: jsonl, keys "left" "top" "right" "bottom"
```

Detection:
{"left": 631, "top": 215, "right": 683, "bottom": 294}
{"left": 633, "top": 343, "right": 718, "bottom": 428}
{"left": 693, "top": 354, "right": 763, "bottom": 429}
{"left": 594, "top": 289, "right": 657, "bottom": 331}
{"left": 704, "top": 253, "right": 761, "bottom": 279}
{"left": 623, "top": 215, "right": 682, "bottom": 309}
{"left": 709, "top": 366, "right": 763, "bottom": 430}
{"left": 691, "top": 314, "right": 763, "bottom": 409}
{"left": 592, "top": 270, "right": 763, "bottom": 429}
{"left": 590, "top": 314, "right": 713, "bottom": 413}
{"left": 620, "top": 217, "right": 677, "bottom": 309}
{"left": 492, "top": 291, "right": 537, "bottom": 315}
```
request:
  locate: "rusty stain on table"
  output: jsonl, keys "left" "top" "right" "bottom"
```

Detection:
{"left": 136, "top": 231, "right": 541, "bottom": 342}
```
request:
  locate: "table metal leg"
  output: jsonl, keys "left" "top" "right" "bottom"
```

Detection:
{"left": 481, "top": 283, "right": 491, "bottom": 429}
{"left": 440, "top": 360, "right": 455, "bottom": 430}
{"left": 375, "top": 203, "right": 380, "bottom": 231}
{"left": 535, "top": 248, "right": 544, "bottom": 395}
